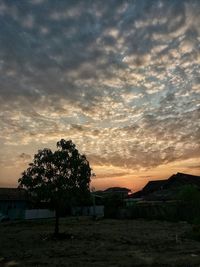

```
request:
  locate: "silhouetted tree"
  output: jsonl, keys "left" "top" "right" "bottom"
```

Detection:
{"left": 178, "top": 185, "right": 200, "bottom": 205}
{"left": 18, "top": 139, "right": 91, "bottom": 236}
{"left": 177, "top": 185, "right": 200, "bottom": 224}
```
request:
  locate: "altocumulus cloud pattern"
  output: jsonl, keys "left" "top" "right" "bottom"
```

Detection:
{"left": 0, "top": 0, "right": 199, "bottom": 188}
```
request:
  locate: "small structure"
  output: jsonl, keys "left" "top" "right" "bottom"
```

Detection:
{"left": 0, "top": 188, "right": 28, "bottom": 219}
{"left": 0, "top": 188, "right": 55, "bottom": 220}
{"left": 103, "top": 187, "right": 131, "bottom": 198}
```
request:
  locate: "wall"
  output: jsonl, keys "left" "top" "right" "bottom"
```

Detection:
{"left": 25, "top": 209, "right": 55, "bottom": 220}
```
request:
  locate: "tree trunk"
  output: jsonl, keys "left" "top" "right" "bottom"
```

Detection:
{"left": 54, "top": 208, "right": 59, "bottom": 236}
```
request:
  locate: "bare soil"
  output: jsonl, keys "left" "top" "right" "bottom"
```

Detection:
{"left": 0, "top": 217, "right": 200, "bottom": 267}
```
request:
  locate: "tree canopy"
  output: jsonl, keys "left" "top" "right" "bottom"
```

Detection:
{"left": 18, "top": 139, "right": 92, "bottom": 235}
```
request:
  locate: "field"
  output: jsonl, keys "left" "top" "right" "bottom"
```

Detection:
{"left": 0, "top": 217, "right": 200, "bottom": 267}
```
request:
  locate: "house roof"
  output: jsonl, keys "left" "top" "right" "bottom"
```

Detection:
{"left": 163, "top": 172, "right": 200, "bottom": 189}
{"left": 128, "top": 180, "right": 167, "bottom": 199}
{"left": 128, "top": 190, "right": 143, "bottom": 199}
{"left": 142, "top": 180, "right": 167, "bottom": 194}
{"left": 129, "top": 173, "right": 200, "bottom": 200}
{"left": 0, "top": 188, "right": 28, "bottom": 201}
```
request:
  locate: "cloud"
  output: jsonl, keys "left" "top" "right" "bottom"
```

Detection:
{"left": 0, "top": 0, "right": 200, "bottom": 186}
{"left": 19, "top": 153, "right": 31, "bottom": 161}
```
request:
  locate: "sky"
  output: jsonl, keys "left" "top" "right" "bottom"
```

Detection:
{"left": 0, "top": 0, "right": 200, "bottom": 192}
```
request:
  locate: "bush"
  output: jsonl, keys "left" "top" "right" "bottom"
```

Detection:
{"left": 178, "top": 185, "right": 200, "bottom": 224}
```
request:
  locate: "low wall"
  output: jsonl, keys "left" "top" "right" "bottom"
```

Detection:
{"left": 25, "top": 209, "right": 55, "bottom": 220}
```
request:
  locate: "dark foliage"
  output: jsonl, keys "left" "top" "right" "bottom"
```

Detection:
{"left": 18, "top": 139, "right": 92, "bottom": 235}
{"left": 104, "top": 194, "right": 124, "bottom": 218}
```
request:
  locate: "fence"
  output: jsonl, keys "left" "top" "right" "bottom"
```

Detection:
{"left": 119, "top": 201, "right": 200, "bottom": 222}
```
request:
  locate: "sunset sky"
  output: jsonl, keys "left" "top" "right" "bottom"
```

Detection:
{"left": 0, "top": 0, "right": 200, "bottom": 192}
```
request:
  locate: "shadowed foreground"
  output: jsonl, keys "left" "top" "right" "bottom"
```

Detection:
{"left": 0, "top": 217, "right": 200, "bottom": 267}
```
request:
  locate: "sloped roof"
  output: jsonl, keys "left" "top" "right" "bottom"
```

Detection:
{"left": 129, "top": 173, "right": 200, "bottom": 200}
{"left": 142, "top": 180, "right": 167, "bottom": 194}
{"left": 128, "top": 190, "right": 143, "bottom": 199}
{"left": 129, "top": 180, "right": 167, "bottom": 199}
{"left": 0, "top": 188, "right": 27, "bottom": 201}
{"left": 163, "top": 172, "right": 200, "bottom": 189}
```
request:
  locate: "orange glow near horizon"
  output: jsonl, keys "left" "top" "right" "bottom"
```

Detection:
{"left": 1, "top": 156, "right": 199, "bottom": 193}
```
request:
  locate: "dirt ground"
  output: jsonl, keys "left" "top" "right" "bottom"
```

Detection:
{"left": 0, "top": 217, "right": 200, "bottom": 267}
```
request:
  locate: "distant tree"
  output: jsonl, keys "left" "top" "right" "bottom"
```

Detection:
{"left": 178, "top": 185, "right": 200, "bottom": 205}
{"left": 18, "top": 139, "right": 92, "bottom": 236}
{"left": 178, "top": 185, "right": 200, "bottom": 223}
